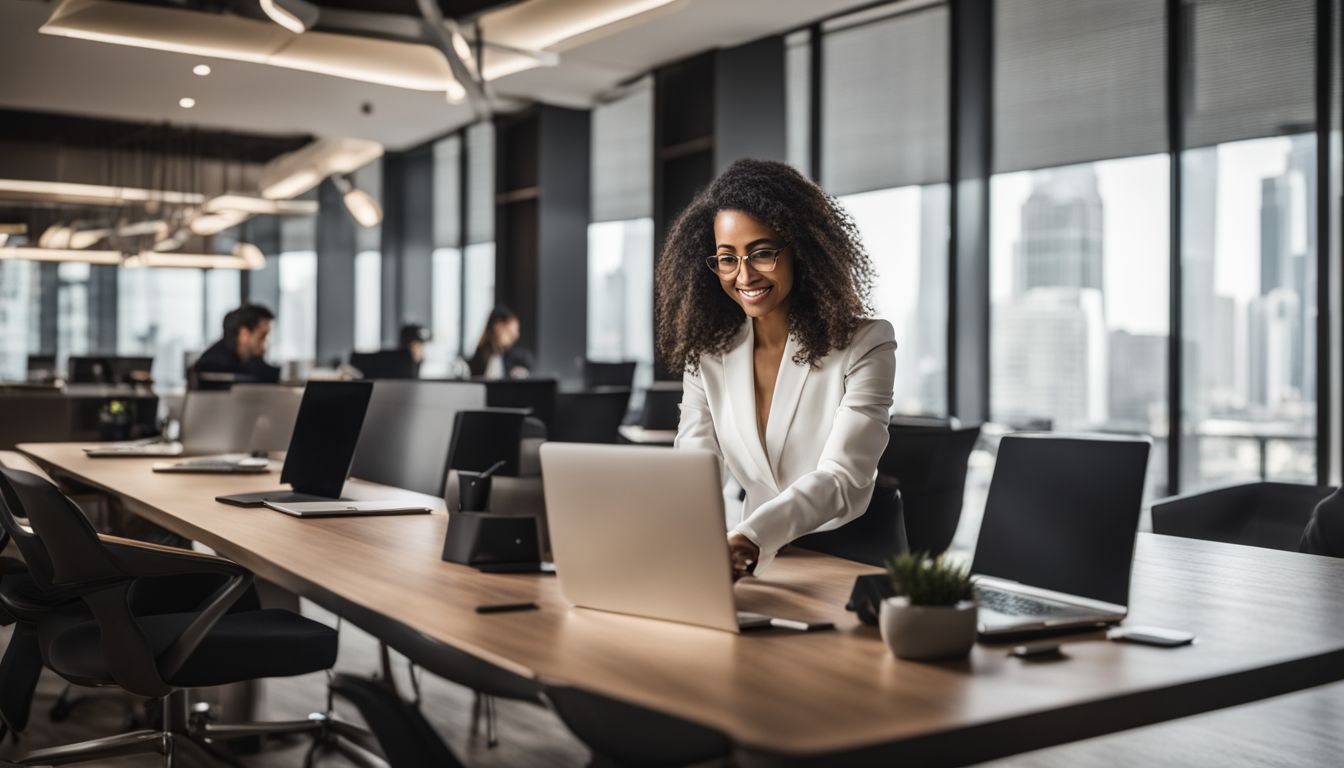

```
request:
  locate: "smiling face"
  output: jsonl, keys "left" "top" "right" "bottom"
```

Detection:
{"left": 712, "top": 209, "right": 794, "bottom": 322}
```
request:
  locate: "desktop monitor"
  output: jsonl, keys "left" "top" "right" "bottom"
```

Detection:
{"left": 639, "top": 385, "right": 683, "bottom": 430}
{"left": 279, "top": 381, "right": 375, "bottom": 499}
{"left": 26, "top": 355, "right": 58, "bottom": 383}
{"left": 350, "top": 350, "right": 418, "bottom": 380}
{"left": 69, "top": 356, "right": 153, "bottom": 384}
{"left": 582, "top": 360, "right": 637, "bottom": 390}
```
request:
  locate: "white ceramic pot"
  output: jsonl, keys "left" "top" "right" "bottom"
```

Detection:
{"left": 878, "top": 596, "right": 978, "bottom": 660}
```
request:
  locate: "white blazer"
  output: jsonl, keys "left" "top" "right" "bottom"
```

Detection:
{"left": 675, "top": 317, "right": 897, "bottom": 572}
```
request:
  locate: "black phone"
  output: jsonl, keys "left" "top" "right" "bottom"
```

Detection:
{"left": 1107, "top": 625, "right": 1196, "bottom": 647}
{"left": 475, "top": 602, "right": 539, "bottom": 614}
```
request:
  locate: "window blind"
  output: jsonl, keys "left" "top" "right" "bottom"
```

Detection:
{"left": 465, "top": 121, "right": 494, "bottom": 245}
{"left": 433, "top": 134, "right": 461, "bottom": 248}
{"left": 591, "top": 77, "right": 653, "bottom": 223}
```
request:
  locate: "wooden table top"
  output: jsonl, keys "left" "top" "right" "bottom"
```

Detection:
{"left": 19, "top": 442, "right": 1344, "bottom": 763}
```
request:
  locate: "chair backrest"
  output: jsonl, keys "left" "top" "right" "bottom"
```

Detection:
{"left": 0, "top": 471, "right": 56, "bottom": 590}
{"left": 351, "top": 381, "right": 487, "bottom": 496}
{"left": 551, "top": 389, "right": 632, "bottom": 444}
{"left": 879, "top": 425, "right": 981, "bottom": 554}
{"left": 484, "top": 379, "right": 557, "bottom": 429}
{"left": 582, "top": 360, "right": 637, "bottom": 390}
{"left": 350, "top": 350, "right": 418, "bottom": 380}
{"left": 793, "top": 481, "right": 907, "bottom": 565}
{"left": 447, "top": 409, "right": 530, "bottom": 477}
{"left": 1300, "top": 487, "right": 1344, "bottom": 557}
{"left": 639, "top": 384, "right": 683, "bottom": 430}
{"left": 1153, "top": 481, "right": 1337, "bottom": 552}
{"left": 0, "top": 468, "right": 120, "bottom": 592}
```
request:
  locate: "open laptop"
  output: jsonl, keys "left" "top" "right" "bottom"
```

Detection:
{"left": 972, "top": 433, "right": 1151, "bottom": 638}
{"left": 87, "top": 391, "right": 234, "bottom": 458}
{"left": 216, "top": 381, "right": 374, "bottom": 509}
{"left": 540, "top": 443, "right": 778, "bottom": 633}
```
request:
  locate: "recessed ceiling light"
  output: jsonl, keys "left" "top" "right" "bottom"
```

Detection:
{"left": 192, "top": 64, "right": 211, "bottom": 76}
{"left": 179, "top": 97, "right": 196, "bottom": 109}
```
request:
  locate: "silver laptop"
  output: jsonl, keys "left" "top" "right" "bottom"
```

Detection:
{"left": 540, "top": 443, "right": 775, "bottom": 633}
{"left": 86, "top": 391, "right": 234, "bottom": 457}
{"left": 971, "top": 433, "right": 1151, "bottom": 637}
{"left": 228, "top": 384, "right": 303, "bottom": 454}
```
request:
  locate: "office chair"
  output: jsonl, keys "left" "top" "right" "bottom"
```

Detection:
{"left": 484, "top": 378, "right": 558, "bottom": 428}
{"left": 351, "top": 381, "right": 487, "bottom": 496}
{"left": 637, "top": 384, "right": 683, "bottom": 430}
{"left": 543, "top": 684, "right": 732, "bottom": 768}
{"left": 1152, "top": 481, "right": 1337, "bottom": 552}
{"left": 350, "top": 350, "right": 418, "bottom": 380}
{"left": 0, "top": 467, "right": 363, "bottom": 767}
{"left": 552, "top": 389, "right": 632, "bottom": 444}
{"left": 877, "top": 424, "right": 981, "bottom": 555}
{"left": 1300, "top": 486, "right": 1344, "bottom": 557}
{"left": 793, "top": 475, "right": 907, "bottom": 566}
{"left": 581, "top": 360, "right": 638, "bottom": 390}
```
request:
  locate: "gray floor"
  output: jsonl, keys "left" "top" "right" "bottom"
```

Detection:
{"left": 2, "top": 604, "right": 1342, "bottom": 767}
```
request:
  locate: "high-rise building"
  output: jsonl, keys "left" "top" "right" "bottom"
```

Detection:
{"left": 1108, "top": 329, "right": 1166, "bottom": 428}
{"left": 993, "top": 287, "right": 1108, "bottom": 430}
{"left": 1012, "top": 165, "right": 1104, "bottom": 297}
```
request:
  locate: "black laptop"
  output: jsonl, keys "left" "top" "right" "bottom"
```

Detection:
{"left": 216, "top": 380, "right": 373, "bottom": 508}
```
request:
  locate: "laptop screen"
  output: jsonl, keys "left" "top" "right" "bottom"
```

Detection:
{"left": 280, "top": 381, "right": 374, "bottom": 498}
{"left": 970, "top": 434, "right": 1150, "bottom": 607}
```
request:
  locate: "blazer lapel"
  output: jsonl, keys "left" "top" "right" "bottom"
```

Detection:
{"left": 765, "top": 333, "right": 810, "bottom": 475}
{"left": 723, "top": 321, "right": 774, "bottom": 484}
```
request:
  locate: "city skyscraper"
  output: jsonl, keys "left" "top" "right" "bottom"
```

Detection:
{"left": 1012, "top": 165, "right": 1104, "bottom": 297}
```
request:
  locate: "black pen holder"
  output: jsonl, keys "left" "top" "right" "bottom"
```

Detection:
{"left": 441, "top": 511, "right": 542, "bottom": 567}
{"left": 458, "top": 471, "right": 493, "bottom": 512}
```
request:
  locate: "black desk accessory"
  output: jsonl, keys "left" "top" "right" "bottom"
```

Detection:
{"left": 442, "top": 411, "right": 542, "bottom": 569}
{"left": 441, "top": 512, "right": 542, "bottom": 569}
{"left": 216, "top": 381, "right": 374, "bottom": 507}
{"left": 459, "top": 459, "right": 506, "bottom": 512}
{"left": 350, "top": 350, "right": 417, "bottom": 380}
{"left": 475, "top": 602, "right": 539, "bottom": 614}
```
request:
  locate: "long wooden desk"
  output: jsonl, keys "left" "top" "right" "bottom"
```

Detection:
{"left": 18, "top": 442, "right": 1344, "bottom": 766}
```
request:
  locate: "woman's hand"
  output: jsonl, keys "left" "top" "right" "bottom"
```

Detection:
{"left": 727, "top": 531, "right": 760, "bottom": 580}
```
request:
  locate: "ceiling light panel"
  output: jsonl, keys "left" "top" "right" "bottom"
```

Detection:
{"left": 481, "top": 0, "right": 679, "bottom": 52}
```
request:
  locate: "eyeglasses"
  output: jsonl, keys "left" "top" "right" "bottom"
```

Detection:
{"left": 705, "top": 244, "right": 788, "bottom": 277}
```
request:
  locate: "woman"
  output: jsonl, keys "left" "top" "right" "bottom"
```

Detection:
{"left": 657, "top": 159, "right": 896, "bottom": 578}
{"left": 467, "top": 306, "right": 535, "bottom": 379}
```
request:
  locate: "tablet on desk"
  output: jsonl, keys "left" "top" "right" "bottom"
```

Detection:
{"left": 262, "top": 500, "right": 433, "bottom": 518}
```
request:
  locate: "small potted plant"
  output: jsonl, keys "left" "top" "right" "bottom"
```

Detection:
{"left": 879, "top": 551, "right": 978, "bottom": 660}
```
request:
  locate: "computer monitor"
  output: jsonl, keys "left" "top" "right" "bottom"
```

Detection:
{"left": 639, "top": 385, "right": 683, "bottom": 430}
{"left": 26, "top": 355, "right": 57, "bottom": 383}
{"left": 350, "top": 350, "right": 417, "bottom": 380}
{"left": 484, "top": 379, "right": 557, "bottom": 428}
{"left": 68, "top": 356, "right": 153, "bottom": 384}
{"left": 582, "top": 360, "right": 637, "bottom": 390}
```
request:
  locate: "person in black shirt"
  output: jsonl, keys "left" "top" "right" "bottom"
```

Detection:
{"left": 399, "top": 323, "right": 429, "bottom": 377}
{"left": 467, "top": 306, "right": 535, "bottom": 379}
{"left": 193, "top": 304, "right": 282, "bottom": 389}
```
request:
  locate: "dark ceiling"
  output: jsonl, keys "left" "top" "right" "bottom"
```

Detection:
{"left": 0, "top": 109, "right": 311, "bottom": 162}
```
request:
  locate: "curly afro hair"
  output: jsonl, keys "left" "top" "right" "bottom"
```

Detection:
{"left": 655, "top": 158, "right": 876, "bottom": 374}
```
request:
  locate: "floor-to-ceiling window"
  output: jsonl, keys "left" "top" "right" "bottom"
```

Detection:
{"left": 275, "top": 216, "right": 318, "bottom": 367}
{"left": 820, "top": 3, "right": 950, "bottom": 416}
{"left": 463, "top": 122, "right": 495, "bottom": 356}
{"left": 428, "top": 134, "right": 464, "bottom": 376}
{"left": 352, "top": 160, "right": 383, "bottom": 353}
{"left": 0, "top": 260, "right": 35, "bottom": 381}
{"left": 204, "top": 269, "right": 240, "bottom": 343}
{"left": 588, "top": 77, "right": 654, "bottom": 392}
{"left": 117, "top": 268, "right": 206, "bottom": 390}
{"left": 1180, "top": 0, "right": 1319, "bottom": 488}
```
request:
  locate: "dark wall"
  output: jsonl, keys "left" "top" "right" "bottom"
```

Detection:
{"left": 315, "top": 178, "right": 356, "bottom": 366}
{"left": 397, "top": 146, "right": 436, "bottom": 335}
{"left": 714, "top": 35, "right": 788, "bottom": 173}
{"left": 242, "top": 215, "right": 281, "bottom": 313}
{"left": 537, "top": 105, "right": 592, "bottom": 384}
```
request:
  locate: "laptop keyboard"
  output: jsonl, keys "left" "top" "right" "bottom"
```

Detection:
{"left": 976, "top": 588, "right": 1073, "bottom": 617}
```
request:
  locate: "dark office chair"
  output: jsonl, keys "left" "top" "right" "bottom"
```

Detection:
{"left": 0, "top": 467, "right": 350, "bottom": 767}
{"left": 552, "top": 389, "right": 632, "bottom": 444}
{"left": 638, "top": 385, "right": 683, "bottom": 430}
{"left": 543, "top": 684, "right": 732, "bottom": 768}
{"left": 350, "top": 350, "right": 418, "bottom": 380}
{"left": 485, "top": 378, "right": 558, "bottom": 429}
{"left": 581, "top": 360, "right": 638, "bottom": 390}
{"left": 1300, "top": 486, "right": 1344, "bottom": 557}
{"left": 351, "top": 380, "right": 487, "bottom": 496}
{"left": 793, "top": 476, "right": 907, "bottom": 566}
{"left": 878, "top": 424, "right": 981, "bottom": 555}
{"left": 1152, "top": 481, "right": 1337, "bottom": 552}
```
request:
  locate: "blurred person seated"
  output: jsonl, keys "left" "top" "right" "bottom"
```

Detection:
{"left": 467, "top": 306, "right": 535, "bottom": 380}
{"left": 192, "top": 304, "right": 281, "bottom": 390}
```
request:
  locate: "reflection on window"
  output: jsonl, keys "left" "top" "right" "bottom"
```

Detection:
{"left": 57, "top": 262, "right": 92, "bottom": 369}
{"left": 0, "top": 260, "right": 34, "bottom": 381}
{"left": 1183, "top": 135, "right": 1318, "bottom": 487}
{"left": 204, "top": 270, "right": 240, "bottom": 345}
{"left": 426, "top": 247, "right": 462, "bottom": 377}
{"left": 463, "top": 243, "right": 495, "bottom": 357}
{"left": 117, "top": 268, "right": 206, "bottom": 391}
{"left": 276, "top": 251, "right": 317, "bottom": 365}
{"left": 990, "top": 154, "right": 1171, "bottom": 496}
{"left": 355, "top": 250, "right": 382, "bottom": 352}
{"left": 587, "top": 218, "right": 653, "bottom": 390}
{"left": 839, "top": 184, "right": 948, "bottom": 415}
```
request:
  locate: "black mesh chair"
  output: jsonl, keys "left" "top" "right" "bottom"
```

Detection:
{"left": 552, "top": 389, "right": 633, "bottom": 444}
{"left": 1300, "top": 486, "right": 1344, "bottom": 557}
{"left": 878, "top": 424, "right": 981, "bottom": 555}
{"left": 0, "top": 467, "right": 357, "bottom": 767}
{"left": 1152, "top": 481, "right": 1337, "bottom": 552}
{"left": 543, "top": 684, "right": 732, "bottom": 768}
{"left": 581, "top": 360, "right": 637, "bottom": 390}
{"left": 793, "top": 476, "right": 907, "bottom": 566}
